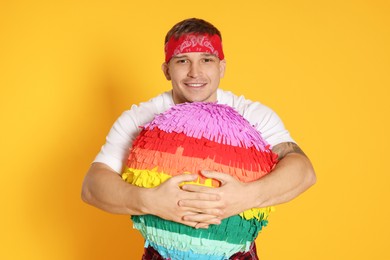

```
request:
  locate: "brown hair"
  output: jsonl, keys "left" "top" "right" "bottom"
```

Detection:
{"left": 164, "top": 18, "right": 222, "bottom": 44}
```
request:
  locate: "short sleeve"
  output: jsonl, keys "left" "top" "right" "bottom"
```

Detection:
{"left": 93, "top": 109, "right": 142, "bottom": 173}
{"left": 93, "top": 92, "right": 174, "bottom": 173}
{"left": 243, "top": 102, "right": 295, "bottom": 148}
{"left": 217, "top": 89, "right": 294, "bottom": 148}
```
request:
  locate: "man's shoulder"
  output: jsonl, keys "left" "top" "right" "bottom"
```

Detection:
{"left": 116, "top": 91, "right": 173, "bottom": 129}
{"left": 132, "top": 91, "right": 173, "bottom": 112}
{"left": 217, "top": 88, "right": 265, "bottom": 112}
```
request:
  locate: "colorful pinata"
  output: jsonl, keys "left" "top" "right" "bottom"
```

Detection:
{"left": 122, "top": 102, "right": 278, "bottom": 259}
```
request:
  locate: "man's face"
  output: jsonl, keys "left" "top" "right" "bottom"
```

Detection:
{"left": 162, "top": 52, "right": 226, "bottom": 104}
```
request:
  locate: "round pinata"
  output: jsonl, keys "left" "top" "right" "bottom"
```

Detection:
{"left": 121, "top": 102, "right": 278, "bottom": 259}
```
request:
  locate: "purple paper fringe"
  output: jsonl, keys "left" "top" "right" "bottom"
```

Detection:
{"left": 143, "top": 102, "right": 270, "bottom": 151}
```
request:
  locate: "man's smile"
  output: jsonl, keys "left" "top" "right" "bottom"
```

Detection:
{"left": 184, "top": 82, "right": 207, "bottom": 88}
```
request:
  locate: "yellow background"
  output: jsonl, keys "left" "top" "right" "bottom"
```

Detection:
{"left": 1, "top": 0, "right": 389, "bottom": 259}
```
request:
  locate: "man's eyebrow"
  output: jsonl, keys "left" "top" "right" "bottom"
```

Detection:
{"left": 200, "top": 53, "right": 216, "bottom": 57}
{"left": 172, "top": 55, "right": 188, "bottom": 59}
{"left": 172, "top": 53, "right": 217, "bottom": 59}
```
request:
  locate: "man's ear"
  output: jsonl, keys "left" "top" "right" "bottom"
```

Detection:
{"left": 219, "top": 59, "right": 226, "bottom": 78}
{"left": 161, "top": 62, "right": 171, "bottom": 80}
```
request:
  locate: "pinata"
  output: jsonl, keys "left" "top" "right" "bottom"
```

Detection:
{"left": 121, "top": 102, "right": 278, "bottom": 259}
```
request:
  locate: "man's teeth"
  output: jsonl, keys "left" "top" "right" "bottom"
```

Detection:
{"left": 187, "top": 83, "right": 204, "bottom": 87}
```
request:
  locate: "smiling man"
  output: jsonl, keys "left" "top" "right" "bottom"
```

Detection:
{"left": 162, "top": 32, "right": 226, "bottom": 104}
{"left": 81, "top": 18, "right": 316, "bottom": 259}
{"left": 163, "top": 52, "right": 226, "bottom": 104}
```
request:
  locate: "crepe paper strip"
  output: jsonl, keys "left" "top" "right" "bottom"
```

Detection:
{"left": 144, "top": 235, "right": 249, "bottom": 258}
{"left": 145, "top": 240, "right": 246, "bottom": 260}
{"left": 239, "top": 206, "right": 275, "bottom": 220}
{"left": 130, "top": 129, "right": 277, "bottom": 174}
{"left": 126, "top": 146, "right": 274, "bottom": 184}
{"left": 143, "top": 102, "right": 269, "bottom": 151}
{"left": 137, "top": 225, "right": 258, "bottom": 255}
{"left": 123, "top": 167, "right": 274, "bottom": 220}
{"left": 122, "top": 167, "right": 172, "bottom": 188}
{"left": 122, "top": 167, "right": 211, "bottom": 188}
{"left": 143, "top": 243, "right": 259, "bottom": 260}
{"left": 132, "top": 214, "right": 269, "bottom": 246}
{"left": 146, "top": 241, "right": 226, "bottom": 260}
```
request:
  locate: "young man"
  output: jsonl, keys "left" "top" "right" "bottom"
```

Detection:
{"left": 82, "top": 18, "right": 316, "bottom": 259}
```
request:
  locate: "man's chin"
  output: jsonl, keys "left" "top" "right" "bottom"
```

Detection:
{"left": 187, "top": 94, "right": 217, "bottom": 103}
{"left": 173, "top": 92, "right": 216, "bottom": 104}
{"left": 186, "top": 98, "right": 214, "bottom": 103}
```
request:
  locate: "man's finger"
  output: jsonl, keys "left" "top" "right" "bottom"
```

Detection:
{"left": 194, "top": 223, "right": 209, "bottom": 229}
{"left": 201, "top": 170, "right": 235, "bottom": 185}
{"left": 181, "top": 185, "right": 219, "bottom": 198}
{"left": 169, "top": 173, "right": 198, "bottom": 184}
{"left": 182, "top": 214, "right": 221, "bottom": 225}
{"left": 180, "top": 220, "right": 202, "bottom": 228}
{"left": 180, "top": 205, "right": 223, "bottom": 216}
{"left": 181, "top": 184, "right": 211, "bottom": 192}
{"left": 180, "top": 219, "right": 213, "bottom": 229}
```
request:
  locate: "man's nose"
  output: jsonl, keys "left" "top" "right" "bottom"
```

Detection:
{"left": 187, "top": 62, "right": 201, "bottom": 78}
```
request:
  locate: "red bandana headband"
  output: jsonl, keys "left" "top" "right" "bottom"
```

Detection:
{"left": 165, "top": 33, "right": 224, "bottom": 63}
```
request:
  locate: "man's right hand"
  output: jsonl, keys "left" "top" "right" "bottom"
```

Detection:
{"left": 82, "top": 163, "right": 222, "bottom": 229}
{"left": 143, "top": 174, "right": 222, "bottom": 228}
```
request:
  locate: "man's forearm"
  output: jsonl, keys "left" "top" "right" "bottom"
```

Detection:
{"left": 81, "top": 162, "right": 222, "bottom": 227}
{"left": 81, "top": 162, "right": 148, "bottom": 215}
{"left": 251, "top": 151, "right": 316, "bottom": 208}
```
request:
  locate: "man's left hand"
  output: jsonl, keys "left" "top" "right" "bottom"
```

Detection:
{"left": 179, "top": 170, "right": 255, "bottom": 224}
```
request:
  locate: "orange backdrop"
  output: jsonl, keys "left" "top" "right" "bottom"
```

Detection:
{"left": 1, "top": 0, "right": 389, "bottom": 259}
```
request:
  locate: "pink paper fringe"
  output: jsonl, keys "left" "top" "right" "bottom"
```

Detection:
{"left": 144, "top": 102, "right": 270, "bottom": 151}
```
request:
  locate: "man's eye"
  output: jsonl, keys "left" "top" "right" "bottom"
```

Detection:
{"left": 177, "top": 59, "right": 188, "bottom": 64}
{"left": 203, "top": 58, "right": 214, "bottom": 63}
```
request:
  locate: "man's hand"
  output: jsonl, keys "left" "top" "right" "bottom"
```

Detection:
{"left": 179, "top": 171, "right": 254, "bottom": 224}
{"left": 177, "top": 142, "right": 316, "bottom": 223}
{"left": 144, "top": 174, "right": 223, "bottom": 228}
{"left": 82, "top": 163, "right": 222, "bottom": 229}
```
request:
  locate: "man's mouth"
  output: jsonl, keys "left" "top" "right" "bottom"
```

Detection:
{"left": 184, "top": 83, "right": 207, "bottom": 87}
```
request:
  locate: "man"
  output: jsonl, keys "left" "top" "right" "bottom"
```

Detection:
{"left": 81, "top": 18, "right": 316, "bottom": 259}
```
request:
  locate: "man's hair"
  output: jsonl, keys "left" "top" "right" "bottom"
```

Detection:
{"left": 164, "top": 18, "right": 222, "bottom": 44}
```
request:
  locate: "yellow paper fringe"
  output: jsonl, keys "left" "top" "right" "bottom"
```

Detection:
{"left": 122, "top": 167, "right": 171, "bottom": 188}
{"left": 239, "top": 206, "right": 275, "bottom": 220}
{"left": 122, "top": 167, "right": 274, "bottom": 220}
{"left": 122, "top": 167, "right": 215, "bottom": 188}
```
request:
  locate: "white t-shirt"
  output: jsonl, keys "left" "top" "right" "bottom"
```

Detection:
{"left": 93, "top": 89, "right": 294, "bottom": 173}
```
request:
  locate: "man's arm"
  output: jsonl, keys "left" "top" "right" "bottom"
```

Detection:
{"left": 179, "top": 142, "right": 316, "bottom": 221}
{"left": 81, "top": 162, "right": 222, "bottom": 227}
{"left": 81, "top": 162, "right": 147, "bottom": 215}
{"left": 252, "top": 141, "right": 316, "bottom": 207}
